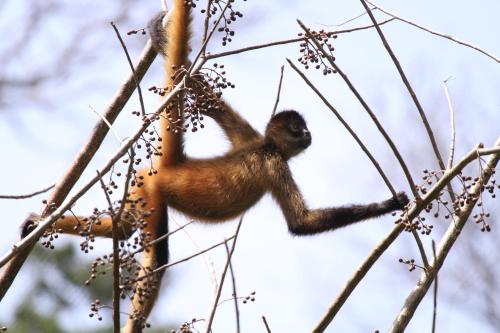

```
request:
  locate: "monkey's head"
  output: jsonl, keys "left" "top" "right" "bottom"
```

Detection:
{"left": 265, "top": 110, "right": 311, "bottom": 159}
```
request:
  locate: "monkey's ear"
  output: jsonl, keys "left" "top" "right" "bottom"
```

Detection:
{"left": 20, "top": 213, "right": 41, "bottom": 239}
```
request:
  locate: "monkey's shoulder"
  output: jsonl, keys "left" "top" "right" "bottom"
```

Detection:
{"left": 228, "top": 141, "right": 287, "bottom": 165}
{"left": 182, "top": 141, "right": 288, "bottom": 177}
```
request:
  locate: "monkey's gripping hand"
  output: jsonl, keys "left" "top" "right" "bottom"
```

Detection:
{"left": 385, "top": 191, "right": 410, "bottom": 211}
{"left": 20, "top": 213, "right": 42, "bottom": 239}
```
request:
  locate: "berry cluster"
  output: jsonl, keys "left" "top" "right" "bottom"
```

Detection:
{"left": 297, "top": 30, "right": 338, "bottom": 76}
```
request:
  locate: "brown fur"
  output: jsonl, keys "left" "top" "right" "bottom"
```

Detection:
{"left": 124, "top": 2, "right": 193, "bottom": 331}
{"left": 22, "top": 3, "right": 410, "bottom": 331}
{"left": 158, "top": 2, "right": 191, "bottom": 167}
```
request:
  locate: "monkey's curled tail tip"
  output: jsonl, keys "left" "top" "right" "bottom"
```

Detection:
{"left": 20, "top": 213, "right": 41, "bottom": 239}
{"left": 148, "top": 11, "right": 168, "bottom": 57}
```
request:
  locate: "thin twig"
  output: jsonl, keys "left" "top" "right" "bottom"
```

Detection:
{"left": 0, "top": 36, "right": 160, "bottom": 299}
{"left": 111, "top": 21, "right": 146, "bottom": 117}
{"left": 111, "top": 210, "right": 122, "bottom": 332}
{"left": 90, "top": 105, "right": 122, "bottom": 143}
{"left": 443, "top": 78, "right": 456, "bottom": 170}
{"left": 130, "top": 235, "right": 235, "bottom": 287}
{"left": 224, "top": 242, "right": 241, "bottom": 333}
{"left": 205, "top": 18, "right": 395, "bottom": 60}
{"left": 478, "top": 147, "right": 500, "bottom": 155}
{"left": 296, "top": 19, "right": 419, "bottom": 199}
{"left": 205, "top": 217, "right": 244, "bottom": 333}
{"left": 151, "top": 235, "right": 235, "bottom": 277}
{"left": 160, "top": 0, "right": 167, "bottom": 11}
{"left": 201, "top": 0, "right": 213, "bottom": 54}
{"left": 110, "top": 148, "right": 136, "bottom": 332}
{"left": 271, "top": 65, "right": 285, "bottom": 117}
{"left": 358, "top": 1, "right": 451, "bottom": 197}
{"left": 129, "top": 220, "right": 194, "bottom": 257}
{"left": 411, "top": 229, "right": 429, "bottom": 269}
{"left": 431, "top": 240, "right": 438, "bottom": 333}
{"left": 172, "top": 219, "right": 219, "bottom": 296}
{"left": 262, "top": 316, "right": 272, "bottom": 333}
{"left": 366, "top": 0, "right": 500, "bottom": 63}
{"left": 190, "top": 0, "right": 232, "bottom": 73}
{"left": 97, "top": 171, "right": 121, "bottom": 333}
{"left": 312, "top": 223, "right": 403, "bottom": 332}
{"left": 389, "top": 137, "right": 500, "bottom": 333}
{"left": 0, "top": 184, "right": 54, "bottom": 199}
{"left": 323, "top": 6, "right": 376, "bottom": 27}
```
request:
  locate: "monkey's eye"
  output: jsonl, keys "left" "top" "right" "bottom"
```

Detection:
{"left": 289, "top": 122, "right": 302, "bottom": 133}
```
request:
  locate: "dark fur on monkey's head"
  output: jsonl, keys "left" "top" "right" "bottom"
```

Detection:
{"left": 265, "top": 110, "right": 311, "bottom": 159}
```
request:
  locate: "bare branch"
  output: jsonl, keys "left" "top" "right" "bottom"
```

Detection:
{"left": 129, "top": 220, "right": 194, "bottom": 257}
{"left": 271, "top": 65, "right": 285, "bottom": 117}
{"left": 110, "top": 148, "right": 135, "bottom": 332}
{"left": 366, "top": 0, "right": 500, "bottom": 63}
{"left": 358, "top": 0, "right": 450, "bottom": 195}
{"left": 151, "top": 235, "right": 235, "bottom": 277}
{"left": 443, "top": 79, "right": 456, "bottom": 170}
{"left": 171, "top": 219, "right": 219, "bottom": 295}
{"left": 323, "top": 6, "right": 376, "bottom": 27}
{"left": 111, "top": 21, "right": 147, "bottom": 117}
{"left": 90, "top": 105, "right": 122, "bottom": 143}
{"left": 412, "top": 229, "right": 429, "bottom": 269}
{"left": 312, "top": 224, "right": 403, "bottom": 332}
{"left": 191, "top": 0, "right": 232, "bottom": 72}
{"left": 224, "top": 242, "right": 241, "bottom": 333}
{"left": 0, "top": 184, "right": 54, "bottom": 200}
{"left": 389, "top": 138, "right": 500, "bottom": 332}
{"left": 205, "top": 217, "right": 244, "bottom": 333}
{"left": 97, "top": 171, "right": 120, "bottom": 333}
{"left": 202, "top": 0, "right": 213, "bottom": 52}
{"left": 478, "top": 147, "right": 500, "bottom": 155}
{"left": 262, "top": 316, "right": 272, "bottom": 333}
{"left": 205, "top": 18, "right": 395, "bottom": 60}
{"left": 431, "top": 240, "right": 438, "bottom": 333}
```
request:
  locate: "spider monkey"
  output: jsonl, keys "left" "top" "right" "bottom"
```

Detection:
{"left": 21, "top": 1, "right": 409, "bottom": 331}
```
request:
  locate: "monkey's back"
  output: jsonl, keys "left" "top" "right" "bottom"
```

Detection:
{"left": 158, "top": 148, "right": 270, "bottom": 222}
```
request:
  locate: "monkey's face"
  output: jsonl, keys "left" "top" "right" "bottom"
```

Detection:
{"left": 286, "top": 115, "right": 312, "bottom": 150}
{"left": 266, "top": 110, "right": 312, "bottom": 158}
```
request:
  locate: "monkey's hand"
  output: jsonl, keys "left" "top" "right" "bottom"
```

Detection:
{"left": 388, "top": 191, "right": 410, "bottom": 211}
{"left": 20, "top": 213, "right": 42, "bottom": 239}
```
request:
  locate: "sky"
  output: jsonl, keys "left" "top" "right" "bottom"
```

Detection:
{"left": 1, "top": 0, "right": 499, "bottom": 332}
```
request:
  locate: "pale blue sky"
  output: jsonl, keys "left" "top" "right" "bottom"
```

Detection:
{"left": 1, "top": 0, "right": 499, "bottom": 332}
